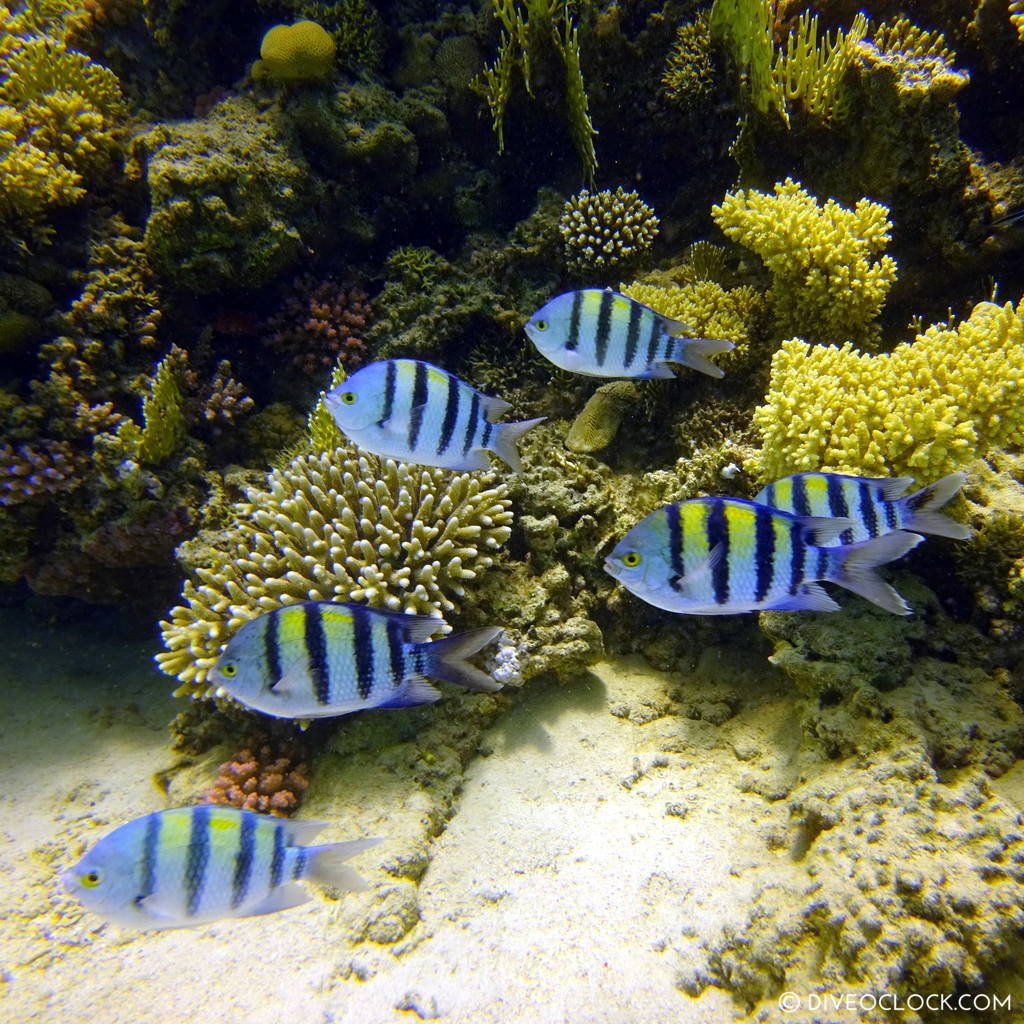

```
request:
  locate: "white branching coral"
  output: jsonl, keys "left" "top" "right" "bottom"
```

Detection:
{"left": 157, "top": 447, "right": 513, "bottom": 698}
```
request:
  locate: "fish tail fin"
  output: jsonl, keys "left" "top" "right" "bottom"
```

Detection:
{"left": 490, "top": 417, "right": 546, "bottom": 472}
{"left": 419, "top": 625, "right": 503, "bottom": 692}
{"left": 667, "top": 338, "right": 735, "bottom": 379}
{"left": 828, "top": 531, "right": 924, "bottom": 615}
{"left": 306, "top": 837, "right": 384, "bottom": 891}
{"left": 900, "top": 472, "right": 972, "bottom": 540}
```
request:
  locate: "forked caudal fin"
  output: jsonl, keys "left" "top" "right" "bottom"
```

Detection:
{"left": 420, "top": 625, "right": 503, "bottom": 692}
{"left": 489, "top": 417, "right": 546, "bottom": 472}
{"left": 666, "top": 337, "right": 735, "bottom": 379}
{"left": 830, "top": 530, "right": 924, "bottom": 615}
{"left": 900, "top": 472, "right": 972, "bottom": 540}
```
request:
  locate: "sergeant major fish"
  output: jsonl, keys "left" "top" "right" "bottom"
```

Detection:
{"left": 210, "top": 600, "right": 502, "bottom": 719}
{"left": 62, "top": 805, "right": 381, "bottom": 930}
{"left": 754, "top": 471, "right": 971, "bottom": 545}
{"left": 524, "top": 288, "right": 734, "bottom": 379}
{"left": 604, "top": 496, "right": 924, "bottom": 615}
{"left": 325, "top": 359, "right": 544, "bottom": 472}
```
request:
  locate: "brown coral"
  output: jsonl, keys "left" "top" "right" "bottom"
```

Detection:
{"left": 266, "top": 276, "right": 371, "bottom": 374}
{"left": 203, "top": 744, "right": 310, "bottom": 817}
{"left": 0, "top": 440, "right": 82, "bottom": 506}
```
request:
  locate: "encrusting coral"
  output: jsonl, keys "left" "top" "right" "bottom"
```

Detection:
{"left": 751, "top": 297, "right": 1024, "bottom": 484}
{"left": 254, "top": 20, "right": 336, "bottom": 83}
{"left": 712, "top": 178, "right": 896, "bottom": 347}
{"left": 559, "top": 187, "right": 659, "bottom": 273}
{"left": 157, "top": 446, "right": 514, "bottom": 699}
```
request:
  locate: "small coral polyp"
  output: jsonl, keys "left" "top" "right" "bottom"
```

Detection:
{"left": 157, "top": 446, "right": 513, "bottom": 699}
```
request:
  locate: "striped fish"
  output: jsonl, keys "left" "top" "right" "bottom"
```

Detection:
{"left": 62, "top": 806, "right": 381, "bottom": 930}
{"left": 524, "top": 289, "right": 734, "bottom": 379}
{"left": 604, "top": 496, "right": 924, "bottom": 615}
{"left": 210, "top": 601, "right": 502, "bottom": 719}
{"left": 325, "top": 359, "right": 544, "bottom": 472}
{"left": 754, "top": 472, "right": 971, "bottom": 544}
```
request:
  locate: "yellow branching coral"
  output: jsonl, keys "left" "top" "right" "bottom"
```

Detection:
{"left": 138, "top": 348, "right": 186, "bottom": 465}
{"left": 621, "top": 278, "right": 764, "bottom": 368}
{"left": 1011, "top": 0, "right": 1024, "bottom": 42}
{"left": 712, "top": 178, "right": 896, "bottom": 347}
{"left": 662, "top": 14, "right": 713, "bottom": 108}
{"left": 560, "top": 187, "right": 659, "bottom": 271}
{"left": 709, "top": 0, "right": 866, "bottom": 124}
{"left": 255, "top": 20, "right": 336, "bottom": 83}
{"left": 157, "top": 448, "right": 514, "bottom": 698}
{"left": 0, "top": 3, "right": 125, "bottom": 234}
{"left": 752, "top": 298, "right": 1024, "bottom": 484}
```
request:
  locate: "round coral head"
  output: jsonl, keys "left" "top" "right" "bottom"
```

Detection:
{"left": 258, "top": 21, "right": 336, "bottom": 83}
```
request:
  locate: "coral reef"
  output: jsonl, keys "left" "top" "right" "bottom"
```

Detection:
{"left": 661, "top": 14, "right": 714, "bottom": 110}
{"left": 559, "top": 187, "right": 659, "bottom": 274}
{"left": 752, "top": 297, "right": 1024, "bottom": 483}
{"left": 712, "top": 178, "right": 897, "bottom": 347}
{"left": 0, "top": 2, "right": 126, "bottom": 243}
{"left": 138, "top": 96, "right": 310, "bottom": 293}
{"left": 0, "top": 441, "right": 81, "bottom": 507}
{"left": 266, "top": 276, "right": 371, "bottom": 375}
{"left": 156, "top": 447, "right": 514, "bottom": 698}
{"left": 199, "top": 362, "right": 254, "bottom": 427}
{"left": 203, "top": 744, "right": 310, "bottom": 817}
{"left": 255, "top": 20, "right": 336, "bottom": 84}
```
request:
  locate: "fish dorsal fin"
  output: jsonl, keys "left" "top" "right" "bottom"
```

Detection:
{"left": 796, "top": 515, "right": 858, "bottom": 546}
{"left": 285, "top": 819, "right": 328, "bottom": 845}
{"left": 875, "top": 476, "right": 915, "bottom": 501}
{"left": 480, "top": 393, "right": 512, "bottom": 422}
{"left": 369, "top": 609, "right": 445, "bottom": 644}
{"left": 669, "top": 542, "right": 725, "bottom": 595}
{"left": 270, "top": 658, "right": 310, "bottom": 695}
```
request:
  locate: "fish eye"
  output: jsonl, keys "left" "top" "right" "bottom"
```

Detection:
{"left": 340, "top": 391, "right": 357, "bottom": 405}
{"left": 534, "top": 319, "right": 548, "bottom": 331}
{"left": 621, "top": 551, "right": 642, "bottom": 567}
{"left": 81, "top": 869, "right": 103, "bottom": 888}
{"left": 219, "top": 662, "right": 238, "bottom": 678}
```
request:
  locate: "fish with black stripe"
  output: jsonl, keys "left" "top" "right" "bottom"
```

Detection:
{"left": 754, "top": 471, "right": 971, "bottom": 544}
{"left": 62, "top": 805, "right": 381, "bottom": 930}
{"left": 524, "top": 288, "right": 734, "bottom": 379}
{"left": 325, "top": 359, "right": 544, "bottom": 472}
{"left": 209, "top": 600, "right": 502, "bottom": 719}
{"left": 604, "top": 496, "right": 924, "bottom": 615}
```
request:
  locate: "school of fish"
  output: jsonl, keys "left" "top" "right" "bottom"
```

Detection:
{"left": 64, "top": 285, "right": 973, "bottom": 931}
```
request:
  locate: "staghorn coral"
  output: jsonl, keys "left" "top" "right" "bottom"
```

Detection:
{"left": 661, "top": 14, "right": 714, "bottom": 110}
{"left": 255, "top": 20, "right": 336, "bottom": 83}
{"left": 751, "top": 297, "right": 1024, "bottom": 484}
{"left": 712, "top": 178, "right": 896, "bottom": 347}
{"left": 203, "top": 744, "right": 310, "bottom": 817}
{"left": 157, "top": 447, "right": 514, "bottom": 699}
{"left": 0, "top": 3, "right": 126, "bottom": 240}
{"left": 559, "top": 187, "right": 659, "bottom": 273}
{"left": 266, "top": 276, "right": 371, "bottom": 375}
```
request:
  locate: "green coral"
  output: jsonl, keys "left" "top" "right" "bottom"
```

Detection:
{"left": 709, "top": 0, "right": 866, "bottom": 125}
{"left": 0, "top": 2, "right": 125, "bottom": 239}
{"left": 138, "top": 96, "right": 309, "bottom": 293}
{"left": 661, "top": 14, "right": 714, "bottom": 109}
{"left": 751, "top": 297, "right": 1024, "bottom": 484}
{"left": 255, "top": 20, "right": 336, "bottom": 83}
{"left": 559, "top": 186, "right": 659, "bottom": 273}
{"left": 137, "top": 349, "right": 187, "bottom": 465}
{"left": 477, "top": 0, "right": 597, "bottom": 182}
{"left": 712, "top": 178, "right": 896, "bottom": 347}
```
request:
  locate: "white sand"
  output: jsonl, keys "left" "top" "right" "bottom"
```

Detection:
{"left": 0, "top": 607, "right": 793, "bottom": 1023}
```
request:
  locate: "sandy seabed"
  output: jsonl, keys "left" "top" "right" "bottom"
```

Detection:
{"left": 0, "top": 602, "right": 888, "bottom": 1024}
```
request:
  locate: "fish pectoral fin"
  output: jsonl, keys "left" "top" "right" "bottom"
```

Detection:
{"left": 373, "top": 675, "right": 442, "bottom": 709}
{"left": 270, "top": 659, "right": 309, "bottom": 695}
{"left": 135, "top": 892, "right": 180, "bottom": 922}
{"left": 667, "top": 543, "right": 724, "bottom": 596}
{"left": 236, "top": 883, "right": 311, "bottom": 918}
